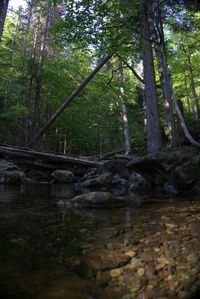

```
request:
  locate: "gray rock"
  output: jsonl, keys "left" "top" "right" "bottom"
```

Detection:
{"left": 78, "top": 172, "right": 113, "bottom": 188}
{"left": 70, "top": 191, "right": 130, "bottom": 208}
{"left": 111, "top": 175, "right": 128, "bottom": 196}
{"left": 167, "top": 155, "right": 200, "bottom": 192}
{"left": 128, "top": 172, "right": 152, "bottom": 195}
{"left": 99, "top": 159, "right": 129, "bottom": 178}
{"left": 0, "top": 159, "right": 24, "bottom": 184}
{"left": 51, "top": 169, "right": 74, "bottom": 183}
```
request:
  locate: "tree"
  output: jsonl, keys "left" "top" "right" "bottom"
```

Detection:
{"left": 0, "top": 0, "right": 9, "bottom": 41}
{"left": 140, "top": 1, "right": 162, "bottom": 153}
{"left": 153, "top": 0, "right": 177, "bottom": 147}
{"left": 118, "top": 60, "right": 131, "bottom": 155}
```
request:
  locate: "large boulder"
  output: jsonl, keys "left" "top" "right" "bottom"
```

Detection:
{"left": 166, "top": 155, "right": 200, "bottom": 193}
{"left": 111, "top": 175, "right": 128, "bottom": 196}
{"left": 51, "top": 169, "right": 75, "bottom": 183}
{"left": 75, "top": 172, "right": 113, "bottom": 193}
{"left": 0, "top": 159, "right": 24, "bottom": 184}
{"left": 128, "top": 172, "right": 152, "bottom": 195}
{"left": 69, "top": 191, "right": 130, "bottom": 208}
{"left": 128, "top": 147, "right": 198, "bottom": 188}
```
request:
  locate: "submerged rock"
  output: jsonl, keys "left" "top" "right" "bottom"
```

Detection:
{"left": 70, "top": 191, "right": 130, "bottom": 208}
{"left": 0, "top": 159, "right": 24, "bottom": 184}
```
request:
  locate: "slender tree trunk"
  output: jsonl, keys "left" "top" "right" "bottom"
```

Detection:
{"left": 187, "top": 52, "right": 199, "bottom": 119}
{"left": 29, "top": 54, "right": 112, "bottom": 146}
{"left": 0, "top": 0, "right": 9, "bottom": 41}
{"left": 154, "top": 4, "right": 177, "bottom": 147}
{"left": 24, "top": 1, "right": 35, "bottom": 145}
{"left": 118, "top": 60, "right": 131, "bottom": 155}
{"left": 140, "top": 4, "right": 162, "bottom": 153}
{"left": 32, "top": 12, "right": 50, "bottom": 135}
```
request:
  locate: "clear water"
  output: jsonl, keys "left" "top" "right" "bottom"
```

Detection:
{"left": 0, "top": 184, "right": 200, "bottom": 299}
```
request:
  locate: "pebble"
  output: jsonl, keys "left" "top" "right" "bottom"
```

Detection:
{"left": 178, "top": 290, "right": 191, "bottom": 299}
{"left": 137, "top": 268, "right": 145, "bottom": 277}
{"left": 126, "top": 250, "right": 136, "bottom": 258}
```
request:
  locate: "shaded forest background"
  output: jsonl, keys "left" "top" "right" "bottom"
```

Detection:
{"left": 0, "top": 0, "right": 199, "bottom": 156}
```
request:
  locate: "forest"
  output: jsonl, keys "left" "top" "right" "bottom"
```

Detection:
{"left": 1, "top": 1, "right": 200, "bottom": 299}
{"left": 0, "top": 0, "right": 199, "bottom": 156}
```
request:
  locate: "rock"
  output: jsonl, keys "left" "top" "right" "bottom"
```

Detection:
{"left": 137, "top": 268, "right": 145, "bottom": 277}
{"left": 0, "top": 159, "right": 24, "bottom": 184}
{"left": 112, "top": 175, "right": 128, "bottom": 196}
{"left": 167, "top": 155, "right": 200, "bottom": 193}
{"left": 51, "top": 169, "right": 74, "bottom": 183}
{"left": 110, "top": 268, "right": 123, "bottom": 278}
{"left": 99, "top": 159, "right": 129, "bottom": 178}
{"left": 128, "top": 148, "right": 197, "bottom": 189}
{"left": 79, "top": 172, "right": 113, "bottom": 188}
{"left": 128, "top": 172, "right": 152, "bottom": 195}
{"left": 67, "top": 249, "right": 131, "bottom": 278}
{"left": 25, "top": 169, "right": 51, "bottom": 182}
{"left": 70, "top": 192, "right": 130, "bottom": 208}
{"left": 186, "top": 253, "right": 199, "bottom": 264}
{"left": 178, "top": 290, "right": 191, "bottom": 299}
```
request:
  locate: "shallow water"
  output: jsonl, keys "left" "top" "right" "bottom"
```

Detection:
{"left": 0, "top": 184, "right": 200, "bottom": 299}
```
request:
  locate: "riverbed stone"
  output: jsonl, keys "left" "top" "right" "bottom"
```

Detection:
{"left": 0, "top": 159, "right": 24, "bottom": 184}
{"left": 70, "top": 192, "right": 130, "bottom": 208}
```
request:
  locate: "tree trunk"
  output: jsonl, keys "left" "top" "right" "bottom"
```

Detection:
{"left": 29, "top": 54, "right": 112, "bottom": 146}
{"left": 140, "top": 4, "right": 162, "bottom": 153}
{"left": 154, "top": 3, "right": 177, "bottom": 147}
{"left": 118, "top": 60, "right": 131, "bottom": 155}
{"left": 0, "top": 0, "right": 9, "bottom": 41}
{"left": 173, "top": 92, "right": 200, "bottom": 147}
{"left": 187, "top": 52, "right": 199, "bottom": 119}
{"left": 32, "top": 11, "right": 50, "bottom": 135}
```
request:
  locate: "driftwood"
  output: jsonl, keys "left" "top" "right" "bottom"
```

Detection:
{"left": 0, "top": 145, "right": 104, "bottom": 168}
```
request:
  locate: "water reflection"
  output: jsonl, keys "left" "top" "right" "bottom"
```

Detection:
{"left": 0, "top": 184, "right": 200, "bottom": 298}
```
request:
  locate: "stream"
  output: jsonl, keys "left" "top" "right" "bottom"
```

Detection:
{"left": 0, "top": 184, "right": 200, "bottom": 299}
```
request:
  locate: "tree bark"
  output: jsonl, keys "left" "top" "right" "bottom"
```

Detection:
{"left": 118, "top": 60, "right": 131, "bottom": 155}
{"left": 29, "top": 54, "right": 112, "bottom": 146}
{"left": 140, "top": 3, "right": 162, "bottom": 153}
{"left": 154, "top": 2, "right": 177, "bottom": 147}
{"left": 0, "top": 0, "right": 9, "bottom": 41}
{"left": 0, "top": 144, "right": 104, "bottom": 167}
{"left": 32, "top": 11, "right": 50, "bottom": 135}
{"left": 173, "top": 92, "right": 200, "bottom": 147}
{"left": 187, "top": 52, "right": 199, "bottom": 119}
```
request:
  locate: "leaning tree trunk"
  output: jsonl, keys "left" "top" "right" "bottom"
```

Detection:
{"left": 152, "top": 1, "right": 200, "bottom": 148}
{"left": 140, "top": 3, "right": 162, "bottom": 153}
{"left": 154, "top": 4, "right": 177, "bottom": 147}
{"left": 187, "top": 52, "right": 199, "bottom": 119}
{"left": 0, "top": 0, "right": 9, "bottom": 42}
{"left": 158, "top": 53, "right": 200, "bottom": 148}
{"left": 118, "top": 60, "right": 131, "bottom": 155}
{"left": 29, "top": 54, "right": 112, "bottom": 146}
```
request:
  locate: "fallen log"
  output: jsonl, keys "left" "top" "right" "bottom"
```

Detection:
{"left": 0, "top": 145, "right": 104, "bottom": 168}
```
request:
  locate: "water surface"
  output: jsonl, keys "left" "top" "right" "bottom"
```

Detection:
{"left": 0, "top": 184, "right": 200, "bottom": 299}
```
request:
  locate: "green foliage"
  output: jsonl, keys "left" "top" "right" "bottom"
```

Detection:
{"left": 0, "top": 0, "right": 199, "bottom": 154}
